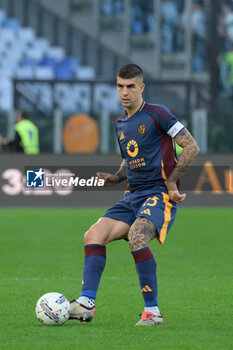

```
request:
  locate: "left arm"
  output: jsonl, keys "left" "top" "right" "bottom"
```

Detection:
{"left": 167, "top": 128, "right": 200, "bottom": 203}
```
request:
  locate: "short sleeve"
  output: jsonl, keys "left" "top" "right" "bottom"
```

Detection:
{"left": 153, "top": 105, "right": 184, "bottom": 138}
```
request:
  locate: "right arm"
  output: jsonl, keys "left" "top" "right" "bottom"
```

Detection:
{"left": 97, "top": 159, "right": 127, "bottom": 187}
{"left": 114, "top": 159, "right": 127, "bottom": 183}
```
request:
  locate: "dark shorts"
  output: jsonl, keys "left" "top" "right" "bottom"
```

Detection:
{"left": 102, "top": 189, "right": 178, "bottom": 244}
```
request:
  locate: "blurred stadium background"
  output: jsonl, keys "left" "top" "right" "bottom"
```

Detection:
{"left": 0, "top": 2, "right": 232, "bottom": 349}
{"left": 0, "top": 0, "right": 232, "bottom": 154}
{"left": 0, "top": 0, "right": 232, "bottom": 208}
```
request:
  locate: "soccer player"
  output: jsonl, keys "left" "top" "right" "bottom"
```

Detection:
{"left": 70, "top": 64, "right": 200, "bottom": 325}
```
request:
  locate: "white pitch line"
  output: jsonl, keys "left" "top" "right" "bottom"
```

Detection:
{"left": 0, "top": 276, "right": 231, "bottom": 282}
{"left": 0, "top": 276, "right": 134, "bottom": 282}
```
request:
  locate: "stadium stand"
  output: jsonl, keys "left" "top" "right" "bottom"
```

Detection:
{"left": 0, "top": 8, "right": 96, "bottom": 111}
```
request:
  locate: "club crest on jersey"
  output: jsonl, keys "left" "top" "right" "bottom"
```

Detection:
{"left": 127, "top": 140, "right": 139, "bottom": 157}
{"left": 138, "top": 124, "right": 147, "bottom": 135}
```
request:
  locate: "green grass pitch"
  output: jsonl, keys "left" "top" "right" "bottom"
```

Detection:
{"left": 0, "top": 208, "right": 232, "bottom": 350}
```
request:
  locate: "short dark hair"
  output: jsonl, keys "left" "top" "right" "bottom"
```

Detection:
{"left": 117, "top": 64, "right": 143, "bottom": 80}
{"left": 17, "top": 110, "right": 28, "bottom": 119}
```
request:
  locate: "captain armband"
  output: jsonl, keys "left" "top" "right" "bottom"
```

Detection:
{"left": 167, "top": 122, "right": 184, "bottom": 138}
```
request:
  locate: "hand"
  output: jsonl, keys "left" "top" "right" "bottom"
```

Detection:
{"left": 96, "top": 172, "right": 120, "bottom": 187}
{"left": 166, "top": 181, "right": 186, "bottom": 203}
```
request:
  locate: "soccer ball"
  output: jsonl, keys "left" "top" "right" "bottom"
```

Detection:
{"left": 35, "top": 292, "right": 70, "bottom": 326}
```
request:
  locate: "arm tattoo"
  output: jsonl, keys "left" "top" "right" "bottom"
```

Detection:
{"left": 168, "top": 128, "right": 200, "bottom": 182}
{"left": 128, "top": 217, "right": 156, "bottom": 251}
{"left": 114, "top": 159, "right": 127, "bottom": 183}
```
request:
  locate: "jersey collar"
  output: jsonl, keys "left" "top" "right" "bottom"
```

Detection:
{"left": 125, "top": 101, "right": 145, "bottom": 118}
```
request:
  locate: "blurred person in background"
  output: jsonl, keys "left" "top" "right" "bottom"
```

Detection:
{"left": 100, "top": 0, "right": 123, "bottom": 17}
{"left": 181, "top": 1, "right": 207, "bottom": 71}
{"left": 222, "top": 3, "right": 233, "bottom": 44}
{"left": 219, "top": 3, "right": 233, "bottom": 52}
{"left": 0, "top": 110, "right": 39, "bottom": 154}
{"left": 161, "top": 0, "right": 179, "bottom": 53}
{"left": 220, "top": 46, "right": 233, "bottom": 95}
{"left": 219, "top": 3, "right": 233, "bottom": 95}
{"left": 131, "top": 0, "right": 154, "bottom": 35}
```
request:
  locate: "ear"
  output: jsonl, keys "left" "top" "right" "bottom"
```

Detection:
{"left": 141, "top": 83, "right": 145, "bottom": 93}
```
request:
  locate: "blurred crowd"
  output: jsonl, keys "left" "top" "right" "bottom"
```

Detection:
{"left": 219, "top": 0, "right": 233, "bottom": 94}
{"left": 100, "top": 0, "right": 208, "bottom": 71}
{"left": 100, "top": 0, "right": 233, "bottom": 78}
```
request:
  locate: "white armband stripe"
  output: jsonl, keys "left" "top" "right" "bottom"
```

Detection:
{"left": 167, "top": 122, "right": 184, "bottom": 138}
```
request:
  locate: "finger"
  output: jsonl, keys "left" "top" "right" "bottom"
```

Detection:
{"left": 169, "top": 192, "right": 186, "bottom": 203}
{"left": 179, "top": 193, "right": 186, "bottom": 202}
{"left": 171, "top": 197, "right": 181, "bottom": 203}
{"left": 96, "top": 172, "right": 104, "bottom": 179}
{"left": 172, "top": 198, "right": 182, "bottom": 204}
{"left": 173, "top": 193, "right": 186, "bottom": 203}
{"left": 169, "top": 192, "right": 180, "bottom": 200}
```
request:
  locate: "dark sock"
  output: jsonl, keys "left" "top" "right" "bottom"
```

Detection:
{"left": 132, "top": 247, "right": 158, "bottom": 306}
{"left": 81, "top": 244, "right": 106, "bottom": 300}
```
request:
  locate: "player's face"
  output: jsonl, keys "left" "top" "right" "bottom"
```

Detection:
{"left": 117, "top": 76, "right": 145, "bottom": 110}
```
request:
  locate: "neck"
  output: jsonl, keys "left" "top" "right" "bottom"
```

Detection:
{"left": 126, "top": 99, "right": 143, "bottom": 117}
